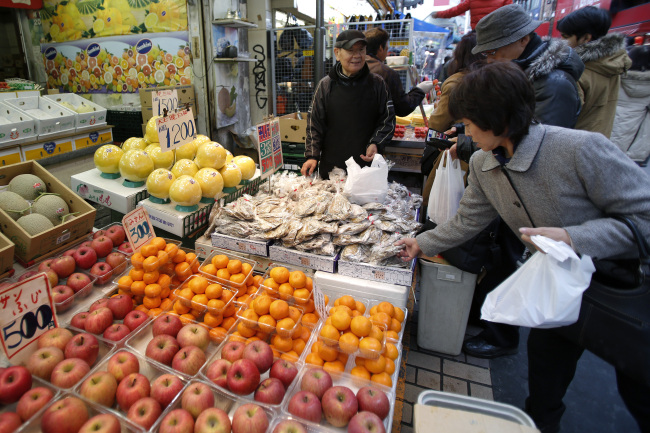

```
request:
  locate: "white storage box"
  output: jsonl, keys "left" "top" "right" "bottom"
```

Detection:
{"left": 314, "top": 270, "right": 409, "bottom": 310}
{"left": 45, "top": 93, "right": 107, "bottom": 130}
{"left": 4, "top": 96, "right": 76, "bottom": 137}
{"left": 0, "top": 101, "right": 35, "bottom": 144}
{"left": 386, "top": 55, "right": 408, "bottom": 65}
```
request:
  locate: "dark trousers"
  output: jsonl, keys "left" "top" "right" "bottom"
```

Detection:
{"left": 526, "top": 328, "right": 650, "bottom": 433}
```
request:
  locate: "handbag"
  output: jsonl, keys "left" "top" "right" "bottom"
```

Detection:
{"left": 501, "top": 166, "right": 650, "bottom": 386}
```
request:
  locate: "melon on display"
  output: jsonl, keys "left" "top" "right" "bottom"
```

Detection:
{"left": 94, "top": 144, "right": 124, "bottom": 175}
{"left": 195, "top": 142, "right": 227, "bottom": 169}
{"left": 169, "top": 175, "right": 202, "bottom": 206}
{"left": 194, "top": 168, "right": 224, "bottom": 198}
{"left": 218, "top": 162, "right": 242, "bottom": 188}
{"left": 171, "top": 159, "right": 199, "bottom": 178}
{"left": 232, "top": 155, "right": 256, "bottom": 180}
{"left": 9, "top": 174, "right": 47, "bottom": 200}
{"left": 146, "top": 169, "right": 176, "bottom": 200}
{"left": 0, "top": 191, "right": 30, "bottom": 220}
{"left": 17, "top": 213, "right": 54, "bottom": 235}
{"left": 225, "top": 149, "right": 234, "bottom": 164}
{"left": 121, "top": 137, "right": 147, "bottom": 152}
{"left": 145, "top": 115, "right": 161, "bottom": 143}
{"left": 175, "top": 140, "right": 197, "bottom": 161}
{"left": 146, "top": 146, "right": 175, "bottom": 170}
{"left": 32, "top": 194, "right": 69, "bottom": 226}
{"left": 119, "top": 150, "right": 155, "bottom": 182}
{"left": 193, "top": 134, "right": 211, "bottom": 152}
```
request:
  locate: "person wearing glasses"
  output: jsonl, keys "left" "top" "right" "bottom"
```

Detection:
{"left": 302, "top": 30, "right": 396, "bottom": 179}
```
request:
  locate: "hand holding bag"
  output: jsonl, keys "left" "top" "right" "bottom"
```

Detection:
{"left": 427, "top": 150, "right": 465, "bottom": 224}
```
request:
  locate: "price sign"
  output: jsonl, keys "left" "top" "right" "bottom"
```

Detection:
{"left": 0, "top": 274, "right": 57, "bottom": 364}
{"left": 313, "top": 286, "right": 328, "bottom": 319}
{"left": 123, "top": 207, "right": 156, "bottom": 252}
{"left": 256, "top": 117, "right": 283, "bottom": 179}
{"left": 152, "top": 89, "right": 179, "bottom": 117}
{"left": 157, "top": 108, "right": 197, "bottom": 152}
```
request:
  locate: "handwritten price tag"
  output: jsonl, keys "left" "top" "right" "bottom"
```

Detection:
{"left": 157, "top": 108, "right": 197, "bottom": 152}
{"left": 152, "top": 89, "right": 179, "bottom": 117}
{"left": 313, "top": 286, "right": 328, "bottom": 319}
{"left": 0, "top": 274, "right": 57, "bottom": 364}
{"left": 123, "top": 207, "right": 156, "bottom": 252}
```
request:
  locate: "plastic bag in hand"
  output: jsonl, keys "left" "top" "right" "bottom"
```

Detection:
{"left": 342, "top": 154, "right": 389, "bottom": 205}
{"left": 427, "top": 150, "right": 464, "bottom": 224}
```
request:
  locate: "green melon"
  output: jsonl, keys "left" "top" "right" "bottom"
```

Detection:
{"left": 0, "top": 191, "right": 30, "bottom": 220}
{"left": 16, "top": 214, "right": 54, "bottom": 236}
{"left": 32, "top": 194, "right": 70, "bottom": 226}
{"left": 8, "top": 174, "right": 46, "bottom": 200}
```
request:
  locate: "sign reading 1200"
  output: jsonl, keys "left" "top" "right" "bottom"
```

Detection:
{"left": 156, "top": 108, "right": 197, "bottom": 152}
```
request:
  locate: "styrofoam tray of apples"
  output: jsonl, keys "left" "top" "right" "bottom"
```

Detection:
{"left": 0, "top": 374, "right": 61, "bottom": 432}
{"left": 198, "top": 333, "right": 304, "bottom": 413}
{"left": 151, "top": 379, "right": 276, "bottom": 433}
{"left": 268, "top": 415, "right": 346, "bottom": 433}
{"left": 281, "top": 366, "right": 395, "bottom": 433}
{"left": 16, "top": 392, "right": 144, "bottom": 433}
{"left": 125, "top": 312, "right": 220, "bottom": 379}
{"left": 67, "top": 289, "right": 152, "bottom": 346}
{"left": 72, "top": 349, "right": 188, "bottom": 431}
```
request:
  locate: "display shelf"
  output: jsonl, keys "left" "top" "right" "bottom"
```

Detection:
{"left": 71, "top": 168, "right": 149, "bottom": 214}
{"left": 213, "top": 57, "right": 259, "bottom": 63}
{"left": 212, "top": 18, "right": 258, "bottom": 28}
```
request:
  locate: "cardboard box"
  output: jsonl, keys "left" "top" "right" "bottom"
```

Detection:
{"left": 0, "top": 101, "right": 36, "bottom": 145}
{"left": 269, "top": 244, "right": 339, "bottom": 273}
{"left": 44, "top": 94, "right": 107, "bottom": 130}
{"left": 3, "top": 96, "right": 76, "bottom": 138}
{"left": 211, "top": 232, "right": 271, "bottom": 257}
{"left": 139, "top": 85, "right": 196, "bottom": 123}
{"left": 70, "top": 168, "right": 149, "bottom": 214}
{"left": 139, "top": 199, "right": 214, "bottom": 237}
{"left": 0, "top": 231, "right": 14, "bottom": 275}
{"left": 279, "top": 113, "right": 307, "bottom": 143}
{"left": 0, "top": 161, "right": 96, "bottom": 264}
{"left": 337, "top": 258, "right": 416, "bottom": 287}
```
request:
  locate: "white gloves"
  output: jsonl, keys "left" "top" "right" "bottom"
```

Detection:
{"left": 416, "top": 81, "right": 434, "bottom": 94}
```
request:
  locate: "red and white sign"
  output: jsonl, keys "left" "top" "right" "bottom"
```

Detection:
{"left": 123, "top": 207, "right": 156, "bottom": 252}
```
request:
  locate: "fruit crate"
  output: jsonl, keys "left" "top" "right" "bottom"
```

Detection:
{"left": 0, "top": 375, "right": 61, "bottom": 432}
{"left": 198, "top": 250, "right": 258, "bottom": 291}
{"left": 72, "top": 349, "right": 188, "bottom": 429}
{"left": 258, "top": 263, "right": 315, "bottom": 305}
{"left": 235, "top": 293, "right": 305, "bottom": 339}
{"left": 172, "top": 274, "right": 238, "bottom": 315}
{"left": 44, "top": 94, "right": 107, "bottom": 131}
{"left": 106, "top": 109, "right": 143, "bottom": 144}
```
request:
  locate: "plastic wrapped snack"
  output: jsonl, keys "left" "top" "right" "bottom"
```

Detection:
{"left": 374, "top": 220, "right": 399, "bottom": 232}
{"left": 295, "top": 194, "right": 321, "bottom": 217}
{"left": 369, "top": 240, "right": 405, "bottom": 263}
{"left": 324, "top": 193, "right": 352, "bottom": 222}
{"left": 358, "top": 226, "right": 382, "bottom": 245}
{"left": 341, "top": 244, "right": 371, "bottom": 262}
{"left": 333, "top": 233, "right": 363, "bottom": 246}
{"left": 312, "top": 241, "right": 337, "bottom": 256}
{"left": 349, "top": 203, "right": 369, "bottom": 222}
{"left": 336, "top": 220, "right": 371, "bottom": 236}
{"left": 222, "top": 195, "right": 256, "bottom": 221}
{"left": 252, "top": 215, "right": 285, "bottom": 232}
{"left": 362, "top": 202, "right": 386, "bottom": 211}
{"left": 281, "top": 219, "right": 304, "bottom": 247}
{"left": 314, "top": 192, "right": 334, "bottom": 215}
{"left": 259, "top": 222, "right": 291, "bottom": 239}
{"left": 295, "top": 233, "right": 332, "bottom": 251}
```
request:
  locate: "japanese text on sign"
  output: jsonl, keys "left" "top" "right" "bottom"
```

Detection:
{"left": 157, "top": 108, "right": 197, "bottom": 152}
{"left": 0, "top": 274, "right": 57, "bottom": 363}
{"left": 152, "top": 89, "right": 179, "bottom": 117}
{"left": 257, "top": 118, "right": 283, "bottom": 179}
{"left": 313, "top": 286, "right": 327, "bottom": 319}
{"left": 123, "top": 207, "right": 156, "bottom": 251}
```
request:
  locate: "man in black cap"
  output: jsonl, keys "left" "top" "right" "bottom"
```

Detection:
{"left": 301, "top": 29, "right": 395, "bottom": 179}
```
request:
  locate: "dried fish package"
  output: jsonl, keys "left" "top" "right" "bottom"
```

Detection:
{"left": 358, "top": 226, "right": 382, "bottom": 245}
{"left": 222, "top": 195, "right": 256, "bottom": 220}
{"left": 336, "top": 220, "right": 371, "bottom": 236}
{"left": 295, "top": 233, "right": 332, "bottom": 251}
{"left": 373, "top": 220, "right": 398, "bottom": 232}
{"left": 324, "top": 193, "right": 352, "bottom": 222}
{"left": 332, "top": 233, "right": 362, "bottom": 246}
{"left": 349, "top": 204, "right": 368, "bottom": 221}
{"left": 281, "top": 219, "right": 304, "bottom": 247}
{"left": 362, "top": 202, "right": 386, "bottom": 211}
{"left": 313, "top": 192, "right": 334, "bottom": 215}
{"left": 295, "top": 195, "right": 321, "bottom": 217}
{"left": 259, "top": 221, "right": 291, "bottom": 239}
{"left": 341, "top": 244, "right": 371, "bottom": 262}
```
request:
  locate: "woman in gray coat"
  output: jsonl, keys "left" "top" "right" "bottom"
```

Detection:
{"left": 397, "top": 61, "right": 650, "bottom": 433}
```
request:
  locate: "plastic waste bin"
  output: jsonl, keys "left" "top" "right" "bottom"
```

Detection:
{"left": 417, "top": 259, "right": 477, "bottom": 355}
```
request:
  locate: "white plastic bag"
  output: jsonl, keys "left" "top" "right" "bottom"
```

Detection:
{"left": 427, "top": 150, "right": 465, "bottom": 224}
{"left": 481, "top": 236, "right": 596, "bottom": 328}
{"left": 342, "top": 154, "right": 388, "bottom": 205}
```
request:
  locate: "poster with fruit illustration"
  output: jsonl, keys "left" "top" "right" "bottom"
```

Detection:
{"left": 41, "top": 32, "right": 191, "bottom": 93}
{"left": 40, "top": 0, "right": 187, "bottom": 43}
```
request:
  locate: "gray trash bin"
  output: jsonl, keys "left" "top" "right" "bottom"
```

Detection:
{"left": 418, "top": 259, "right": 477, "bottom": 355}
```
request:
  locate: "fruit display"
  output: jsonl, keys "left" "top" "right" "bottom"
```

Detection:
{"left": 8, "top": 174, "right": 47, "bottom": 200}
{"left": 232, "top": 155, "right": 257, "bottom": 181}
{"left": 368, "top": 301, "right": 407, "bottom": 343}
{"left": 414, "top": 127, "right": 428, "bottom": 139}
{"left": 218, "top": 162, "right": 243, "bottom": 189}
{"left": 393, "top": 124, "right": 406, "bottom": 138}
{"left": 93, "top": 144, "right": 124, "bottom": 178}
{"left": 169, "top": 175, "right": 202, "bottom": 209}
{"left": 260, "top": 265, "right": 314, "bottom": 305}
{"left": 145, "top": 145, "right": 175, "bottom": 170}
{"left": 195, "top": 141, "right": 227, "bottom": 170}
{"left": 31, "top": 194, "right": 70, "bottom": 226}
{"left": 118, "top": 150, "right": 155, "bottom": 184}
{"left": 146, "top": 168, "right": 176, "bottom": 202}
{"left": 198, "top": 252, "right": 257, "bottom": 291}
{"left": 0, "top": 370, "right": 58, "bottom": 432}
{"left": 171, "top": 159, "right": 199, "bottom": 178}
{"left": 121, "top": 137, "right": 147, "bottom": 152}
{"left": 172, "top": 274, "right": 237, "bottom": 317}
{"left": 194, "top": 168, "right": 225, "bottom": 201}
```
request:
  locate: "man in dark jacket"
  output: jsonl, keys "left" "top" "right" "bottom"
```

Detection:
{"left": 363, "top": 27, "right": 433, "bottom": 117}
{"left": 302, "top": 30, "right": 395, "bottom": 179}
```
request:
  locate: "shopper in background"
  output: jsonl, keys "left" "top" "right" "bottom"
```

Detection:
{"left": 557, "top": 6, "right": 631, "bottom": 137}
{"left": 396, "top": 61, "right": 650, "bottom": 433}
{"left": 610, "top": 45, "right": 650, "bottom": 165}
{"left": 431, "top": 0, "right": 512, "bottom": 30}
{"left": 364, "top": 27, "right": 433, "bottom": 117}
{"left": 302, "top": 30, "right": 395, "bottom": 179}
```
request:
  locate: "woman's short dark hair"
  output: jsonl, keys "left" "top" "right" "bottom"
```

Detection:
{"left": 628, "top": 45, "right": 650, "bottom": 71}
{"left": 449, "top": 62, "right": 535, "bottom": 144}
{"left": 556, "top": 6, "right": 611, "bottom": 40}
{"left": 447, "top": 32, "right": 482, "bottom": 76}
{"left": 364, "top": 28, "right": 390, "bottom": 56}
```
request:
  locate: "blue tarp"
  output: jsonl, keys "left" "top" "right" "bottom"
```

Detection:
{"left": 413, "top": 18, "right": 451, "bottom": 34}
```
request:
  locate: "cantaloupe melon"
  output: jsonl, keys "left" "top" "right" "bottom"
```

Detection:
{"left": 32, "top": 194, "right": 69, "bottom": 226}
{"left": 0, "top": 191, "right": 30, "bottom": 220}
{"left": 8, "top": 174, "right": 47, "bottom": 200}
{"left": 17, "top": 213, "right": 54, "bottom": 235}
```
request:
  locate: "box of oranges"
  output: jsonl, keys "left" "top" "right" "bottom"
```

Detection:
{"left": 346, "top": 340, "right": 402, "bottom": 389}
{"left": 260, "top": 265, "right": 314, "bottom": 305}
{"left": 236, "top": 293, "right": 305, "bottom": 339}
{"left": 198, "top": 250, "right": 258, "bottom": 290}
{"left": 173, "top": 274, "right": 238, "bottom": 316}
{"left": 368, "top": 301, "right": 407, "bottom": 344}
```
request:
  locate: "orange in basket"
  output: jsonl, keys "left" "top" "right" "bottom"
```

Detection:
{"left": 351, "top": 316, "right": 372, "bottom": 338}
{"left": 359, "top": 337, "right": 382, "bottom": 358}
{"left": 365, "top": 355, "right": 387, "bottom": 374}
{"left": 143, "top": 270, "right": 159, "bottom": 285}
{"left": 205, "top": 284, "right": 223, "bottom": 299}
{"left": 141, "top": 244, "right": 158, "bottom": 258}
{"left": 227, "top": 260, "right": 242, "bottom": 274}
{"left": 175, "top": 262, "right": 193, "bottom": 281}
{"left": 306, "top": 353, "right": 324, "bottom": 366}
{"left": 288, "top": 271, "right": 307, "bottom": 289}
{"left": 173, "top": 250, "right": 187, "bottom": 263}
{"left": 118, "top": 276, "right": 133, "bottom": 291}
{"left": 351, "top": 366, "right": 371, "bottom": 380}
{"left": 371, "top": 372, "right": 393, "bottom": 387}
{"left": 339, "top": 332, "right": 360, "bottom": 354}
{"left": 270, "top": 266, "right": 290, "bottom": 284}
{"left": 211, "top": 254, "right": 229, "bottom": 269}
{"left": 269, "top": 300, "right": 289, "bottom": 320}
{"left": 323, "top": 360, "right": 345, "bottom": 373}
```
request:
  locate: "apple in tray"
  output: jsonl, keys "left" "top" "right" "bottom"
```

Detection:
{"left": 38, "top": 328, "right": 74, "bottom": 351}
{"left": 52, "top": 285, "right": 74, "bottom": 312}
{"left": 73, "top": 247, "right": 98, "bottom": 270}
{"left": 90, "top": 236, "right": 113, "bottom": 259}
{"left": 67, "top": 272, "right": 93, "bottom": 295}
{"left": 124, "top": 310, "right": 149, "bottom": 331}
{"left": 26, "top": 347, "right": 64, "bottom": 382}
{"left": 41, "top": 396, "right": 89, "bottom": 433}
{"left": 105, "top": 225, "right": 126, "bottom": 247}
{"left": 79, "top": 371, "right": 118, "bottom": 407}
{"left": 16, "top": 386, "right": 55, "bottom": 422}
{"left": 151, "top": 374, "right": 184, "bottom": 409}
{"left": 232, "top": 404, "right": 269, "bottom": 433}
{"left": 105, "top": 252, "right": 127, "bottom": 274}
{"left": 107, "top": 350, "right": 140, "bottom": 383}
{"left": 322, "top": 386, "right": 358, "bottom": 428}
{"left": 50, "top": 256, "right": 76, "bottom": 279}
{"left": 0, "top": 366, "right": 32, "bottom": 404}
{"left": 90, "top": 262, "right": 113, "bottom": 285}
{"left": 78, "top": 414, "right": 122, "bottom": 433}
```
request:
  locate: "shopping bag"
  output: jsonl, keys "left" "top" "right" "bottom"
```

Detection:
{"left": 481, "top": 236, "right": 596, "bottom": 328}
{"left": 426, "top": 150, "right": 464, "bottom": 224}
{"left": 342, "top": 154, "right": 389, "bottom": 205}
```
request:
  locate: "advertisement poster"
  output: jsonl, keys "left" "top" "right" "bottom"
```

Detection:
{"left": 40, "top": 0, "right": 188, "bottom": 43}
{"left": 41, "top": 32, "right": 191, "bottom": 93}
{"left": 216, "top": 80, "right": 238, "bottom": 128}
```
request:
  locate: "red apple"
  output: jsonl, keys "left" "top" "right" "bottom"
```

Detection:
{"left": 300, "top": 368, "right": 333, "bottom": 400}
{"left": 79, "top": 370, "right": 118, "bottom": 407}
{"left": 172, "top": 345, "right": 206, "bottom": 376}
{"left": 272, "top": 420, "right": 307, "bottom": 433}
{"left": 105, "top": 252, "right": 127, "bottom": 273}
{"left": 38, "top": 259, "right": 55, "bottom": 272}
{"left": 41, "top": 396, "right": 89, "bottom": 433}
{"left": 93, "top": 230, "right": 106, "bottom": 239}
{"left": 0, "top": 412, "right": 22, "bottom": 433}
{"left": 270, "top": 359, "right": 298, "bottom": 389}
{"left": 26, "top": 346, "right": 64, "bottom": 381}
{"left": 107, "top": 294, "right": 132, "bottom": 320}
{"left": 103, "top": 323, "right": 131, "bottom": 342}
{"left": 17, "top": 270, "right": 38, "bottom": 281}
{"left": 73, "top": 247, "right": 98, "bottom": 269}
{"left": 221, "top": 340, "right": 245, "bottom": 363}
{"left": 232, "top": 403, "right": 269, "bottom": 433}
{"left": 150, "top": 373, "right": 184, "bottom": 409}
{"left": 205, "top": 358, "right": 231, "bottom": 388}
{"left": 194, "top": 407, "right": 231, "bottom": 433}
{"left": 44, "top": 270, "right": 59, "bottom": 287}
{"left": 177, "top": 324, "right": 210, "bottom": 350}
{"left": 71, "top": 311, "right": 90, "bottom": 329}
{"left": 146, "top": 334, "right": 180, "bottom": 366}
{"left": 106, "top": 226, "right": 126, "bottom": 247}
{"left": 84, "top": 307, "right": 113, "bottom": 335}
{"left": 180, "top": 382, "right": 214, "bottom": 420}
{"left": 127, "top": 397, "right": 161, "bottom": 430}
{"left": 38, "top": 327, "right": 74, "bottom": 351}
{"left": 91, "top": 236, "right": 113, "bottom": 258}
{"left": 322, "top": 386, "right": 358, "bottom": 427}
{"left": 226, "top": 359, "right": 260, "bottom": 396}
{"left": 62, "top": 248, "right": 77, "bottom": 257}
{"left": 254, "top": 377, "right": 285, "bottom": 405}
{"left": 347, "top": 411, "right": 386, "bottom": 433}
{"left": 242, "top": 340, "right": 274, "bottom": 374}
{"left": 64, "top": 332, "right": 100, "bottom": 366}
{"left": 50, "top": 358, "right": 90, "bottom": 388}
{"left": 124, "top": 310, "right": 148, "bottom": 331}
{"left": 153, "top": 313, "right": 183, "bottom": 338}
{"left": 288, "top": 391, "right": 322, "bottom": 424}
{"left": 80, "top": 241, "right": 92, "bottom": 249}
{"left": 68, "top": 272, "right": 93, "bottom": 294}
{"left": 0, "top": 366, "right": 32, "bottom": 404}
{"left": 16, "top": 386, "right": 54, "bottom": 422}
{"left": 89, "top": 298, "right": 109, "bottom": 312}
{"left": 118, "top": 242, "right": 133, "bottom": 254}
{"left": 51, "top": 256, "right": 76, "bottom": 278}
{"left": 90, "top": 262, "right": 113, "bottom": 284}
{"left": 159, "top": 409, "right": 194, "bottom": 433}
{"left": 357, "top": 386, "right": 390, "bottom": 420}
{"left": 107, "top": 350, "right": 140, "bottom": 383}
{"left": 52, "top": 285, "right": 74, "bottom": 312}
{"left": 78, "top": 414, "right": 121, "bottom": 433}
{"left": 116, "top": 373, "right": 150, "bottom": 411}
